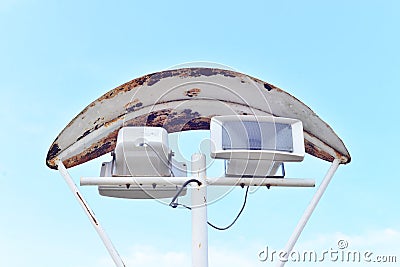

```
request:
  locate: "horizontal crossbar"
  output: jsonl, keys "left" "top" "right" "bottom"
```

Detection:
{"left": 80, "top": 176, "right": 315, "bottom": 187}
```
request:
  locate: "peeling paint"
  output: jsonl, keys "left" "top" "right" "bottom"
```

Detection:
{"left": 46, "top": 67, "right": 351, "bottom": 170}
{"left": 305, "top": 131, "right": 351, "bottom": 164}
{"left": 124, "top": 109, "right": 211, "bottom": 133}
{"left": 264, "top": 82, "right": 274, "bottom": 91}
{"left": 185, "top": 88, "right": 201, "bottom": 97}
{"left": 304, "top": 138, "right": 335, "bottom": 163}
{"left": 104, "top": 116, "right": 124, "bottom": 128}
{"left": 125, "top": 101, "right": 143, "bottom": 113}
{"left": 48, "top": 110, "right": 212, "bottom": 169}
{"left": 46, "top": 143, "right": 61, "bottom": 169}
{"left": 61, "top": 129, "right": 118, "bottom": 169}
{"left": 77, "top": 129, "right": 91, "bottom": 142}
{"left": 147, "top": 68, "right": 238, "bottom": 86}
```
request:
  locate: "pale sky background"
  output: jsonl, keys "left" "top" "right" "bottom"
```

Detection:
{"left": 1, "top": 1, "right": 399, "bottom": 266}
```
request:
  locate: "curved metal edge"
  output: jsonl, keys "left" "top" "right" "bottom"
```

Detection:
{"left": 46, "top": 68, "right": 351, "bottom": 170}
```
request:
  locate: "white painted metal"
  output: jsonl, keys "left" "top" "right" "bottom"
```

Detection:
{"left": 47, "top": 68, "right": 351, "bottom": 170}
{"left": 210, "top": 115, "right": 305, "bottom": 178}
{"left": 191, "top": 153, "right": 208, "bottom": 267}
{"left": 80, "top": 176, "right": 315, "bottom": 187}
{"left": 98, "top": 185, "right": 187, "bottom": 199}
{"left": 57, "top": 160, "right": 125, "bottom": 267}
{"left": 98, "top": 158, "right": 188, "bottom": 199}
{"left": 210, "top": 115, "right": 305, "bottom": 161}
{"left": 45, "top": 68, "right": 351, "bottom": 267}
{"left": 82, "top": 176, "right": 192, "bottom": 186}
{"left": 114, "top": 127, "right": 171, "bottom": 177}
{"left": 276, "top": 158, "right": 341, "bottom": 267}
{"left": 206, "top": 177, "right": 314, "bottom": 187}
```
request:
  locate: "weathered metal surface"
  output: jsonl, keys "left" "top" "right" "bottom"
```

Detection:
{"left": 46, "top": 68, "right": 351, "bottom": 170}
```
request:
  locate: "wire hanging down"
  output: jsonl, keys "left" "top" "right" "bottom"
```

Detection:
{"left": 169, "top": 180, "right": 250, "bottom": 231}
{"left": 207, "top": 185, "right": 249, "bottom": 231}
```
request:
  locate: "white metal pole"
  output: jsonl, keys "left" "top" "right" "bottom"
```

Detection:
{"left": 191, "top": 153, "right": 208, "bottom": 267}
{"left": 277, "top": 158, "right": 341, "bottom": 267}
{"left": 57, "top": 160, "right": 126, "bottom": 267}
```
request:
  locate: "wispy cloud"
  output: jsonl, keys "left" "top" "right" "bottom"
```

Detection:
{"left": 284, "top": 228, "right": 400, "bottom": 267}
{"left": 97, "top": 243, "right": 264, "bottom": 267}
{"left": 209, "top": 245, "right": 263, "bottom": 267}
{"left": 98, "top": 228, "right": 400, "bottom": 267}
{"left": 298, "top": 227, "right": 400, "bottom": 253}
{"left": 98, "top": 244, "right": 190, "bottom": 267}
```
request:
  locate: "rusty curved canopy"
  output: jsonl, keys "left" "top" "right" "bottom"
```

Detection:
{"left": 46, "top": 68, "right": 350, "bottom": 170}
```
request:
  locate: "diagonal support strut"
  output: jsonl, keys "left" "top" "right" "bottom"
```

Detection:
{"left": 57, "top": 160, "right": 126, "bottom": 267}
{"left": 276, "top": 158, "right": 341, "bottom": 267}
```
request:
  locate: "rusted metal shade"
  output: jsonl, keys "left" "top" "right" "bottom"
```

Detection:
{"left": 46, "top": 68, "right": 350, "bottom": 170}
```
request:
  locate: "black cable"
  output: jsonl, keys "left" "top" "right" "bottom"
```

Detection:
{"left": 169, "top": 178, "right": 202, "bottom": 208}
{"left": 207, "top": 185, "right": 250, "bottom": 231}
{"left": 169, "top": 179, "right": 250, "bottom": 231}
{"left": 174, "top": 203, "right": 192, "bottom": 210}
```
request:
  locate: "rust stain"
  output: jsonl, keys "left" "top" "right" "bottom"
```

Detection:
{"left": 185, "top": 88, "right": 201, "bottom": 98}
{"left": 304, "top": 131, "right": 351, "bottom": 164}
{"left": 61, "top": 129, "right": 119, "bottom": 169}
{"left": 104, "top": 115, "right": 124, "bottom": 127}
{"left": 74, "top": 114, "right": 125, "bottom": 144}
{"left": 47, "top": 114, "right": 350, "bottom": 170}
{"left": 124, "top": 109, "right": 211, "bottom": 133}
{"left": 46, "top": 67, "right": 351, "bottom": 170}
{"left": 124, "top": 98, "right": 140, "bottom": 109}
{"left": 304, "top": 138, "right": 335, "bottom": 163}
{"left": 76, "top": 192, "right": 98, "bottom": 225}
{"left": 93, "top": 75, "right": 151, "bottom": 105}
{"left": 146, "top": 68, "right": 237, "bottom": 86}
{"left": 64, "top": 69, "right": 267, "bottom": 122}
{"left": 64, "top": 68, "right": 241, "bottom": 127}
{"left": 57, "top": 68, "right": 266, "bottom": 136}
{"left": 47, "top": 111, "right": 350, "bottom": 169}
{"left": 47, "top": 109, "right": 212, "bottom": 169}
{"left": 46, "top": 143, "right": 61, "bottom": 169}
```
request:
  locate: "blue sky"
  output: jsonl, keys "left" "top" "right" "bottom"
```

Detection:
{"left": 1, "top": 1, "right": 399, "bottom": 266}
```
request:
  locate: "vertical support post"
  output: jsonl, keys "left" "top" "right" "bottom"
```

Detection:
{"left": 57, "top": 160, "right": 125, "bottom": 267}
{"left": 191, "top": 153, "right": 208, "bottom": 267}
{"left": 277, "top": 158, "right": 341, "bottom": 267}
